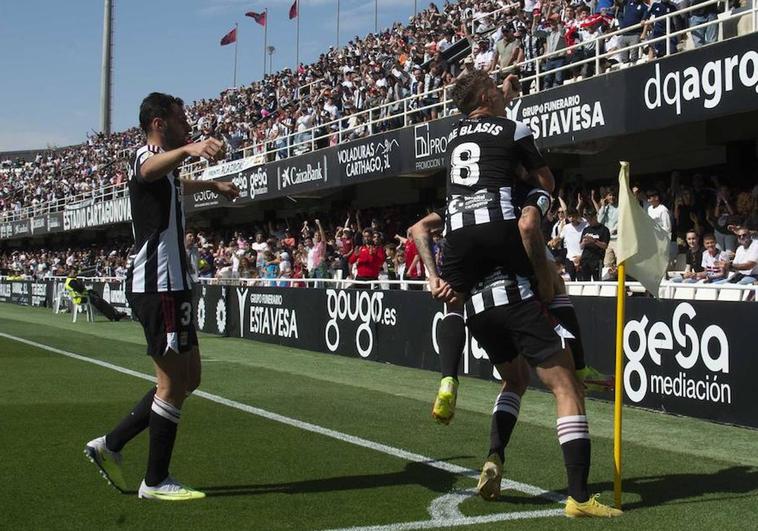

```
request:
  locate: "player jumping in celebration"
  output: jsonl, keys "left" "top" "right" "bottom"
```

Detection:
{"left": 413, "top": 71, "right": 621, "bottom": 518}
{"left": 411, "top": 186, "right": 612, "bottom": 423}
{"left": 84, "top": 93, "right": 239, "bottom": 501}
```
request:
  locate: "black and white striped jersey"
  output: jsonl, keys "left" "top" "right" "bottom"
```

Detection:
{"left": 125, "top": 144, "right": 192, "bottom": 294}
{"left": 463, "top": 267, "right": 535, "bottom": 319}
{"left": 444, "top": 116, "right": 545, "bottom": 234}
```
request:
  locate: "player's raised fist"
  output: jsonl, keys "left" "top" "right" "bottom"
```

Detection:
{"left": 214, "top": 181, "right": 240, "bottom": 200}
{"left": 185, "top": 138, "right": 225, "bottom": 161}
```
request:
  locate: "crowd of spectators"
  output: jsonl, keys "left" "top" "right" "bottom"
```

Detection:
{"left": 2, "top": 0, "right": 744, "bottom": 220}
{"left": 0, "top": 130, "right": 138, "bottom": 222}
{"left": 544, "top": 172, "right": 758, "bottom": 284}
{"left": 0, "top": 206, "right": 442, "bottom": 286}
{"left": 3, "top": 170, "right": 757, "bottom": 288}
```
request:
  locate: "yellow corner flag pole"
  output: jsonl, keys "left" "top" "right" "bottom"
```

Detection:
{"left": 613, "top": 261, "right": 625, "bottom": 509}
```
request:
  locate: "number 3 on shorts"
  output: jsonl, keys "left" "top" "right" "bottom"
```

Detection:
{"left": 450, "top": 142, "right": 481, "bottom": 186}
{"left": 179, "top": 301, "right": 192, "bottom": 326}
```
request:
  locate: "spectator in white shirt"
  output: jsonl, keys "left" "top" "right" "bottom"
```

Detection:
{"left": 714, "top": 230, "right": 758, "bottom": 284}
{"left": 560, "top": 208, "right": 589, "bottom": 280}
{"left": 473, "top": 40, "right": 495, "bottom": 72}
{"left": 695, "top": 233, "right": 728, "bottom": 282}
{"left": 646, "top": 189, "right": 672, "bottom": 237}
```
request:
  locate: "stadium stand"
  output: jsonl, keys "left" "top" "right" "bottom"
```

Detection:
{"left": 2, "top": 0, "right": 755, "bottom": 221}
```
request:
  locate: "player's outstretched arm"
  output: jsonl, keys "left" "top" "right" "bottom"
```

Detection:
{"left": 140, "top": 139, "right": 225, "bottom": 182}
{"left": 181, "top": 179, "right": 239, "bottom": 200}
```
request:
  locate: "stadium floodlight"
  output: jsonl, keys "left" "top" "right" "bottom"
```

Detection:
{"left": 100, "top": 0, "right": 113, "bottom": 136}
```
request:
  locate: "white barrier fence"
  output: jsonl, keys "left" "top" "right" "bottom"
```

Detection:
{"left": 1, "top": 275, "right": 754, "bottom": 302}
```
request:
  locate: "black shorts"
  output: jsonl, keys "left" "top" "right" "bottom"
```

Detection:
{"left": 440, "top": 221, "right": 532, "bottom": 295}
{"left": 466, "top": 300, "right": 562, "bottom": 367}
{"left": 127, "top": 291, "right": 198, "bottom": 357}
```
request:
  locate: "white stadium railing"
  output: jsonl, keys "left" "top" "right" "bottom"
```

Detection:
{"left": 0, "top": 181, "right": 128, "bottom": 223}
{"left": 4, "top": 275, "right": 753, "bottom": 301}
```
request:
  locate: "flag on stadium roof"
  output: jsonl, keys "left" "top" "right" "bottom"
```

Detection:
{"left": 289, "top": 0, "right": 298, "bottom": 19}
{"left": 246, "top": 11, "right": 267, "bottom": 26}
{"left": 220, "top": 27, "right": 237, "bottom": 46}
{"left": 616, "top": 161, "right": 670, "bottom": 296}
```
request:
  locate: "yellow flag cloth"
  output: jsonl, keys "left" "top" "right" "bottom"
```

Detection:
{"left": 616, "top": 161, "right": 670, "bottom": 296}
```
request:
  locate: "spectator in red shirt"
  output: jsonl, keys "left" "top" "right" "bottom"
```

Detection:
{"left": 349, "top": 228, "right": 385, "bottom": 287}
{"left": 402, "top": 229, "right": 426, "bottom": 290}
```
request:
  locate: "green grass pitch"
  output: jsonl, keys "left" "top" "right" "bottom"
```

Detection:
{"left": 0, "top": 303, "right": 756, "bottom": 530}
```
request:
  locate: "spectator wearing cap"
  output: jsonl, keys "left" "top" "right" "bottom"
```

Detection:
{"left": 493, "top": 26, "right": 523, "bottom": 79}
{"left": 618, "top": 0, "right": 648, "bottom": 64}
{"left": 715, "top": 229, "right": 758, "bottom": 284}
{"left": 457, "top": 55, "right": 476, "bottom": 80}
{"left": 578, "top": 208, "right": 610, "bottom": 281}
{"left": 543, "top": 14, "right": 568, "bottom": 89}
{"left": 473, "top": 39, "right": 495, "bottom": 73}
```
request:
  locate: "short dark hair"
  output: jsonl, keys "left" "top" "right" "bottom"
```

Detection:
{"left": 139, "top": 92, "right": 184, "bottom": 133}
{"left": 451, "top": 70, "right": 495, "bottom": 115}
{"left": 583, "top": 208, "right": 597, "bottom": 218}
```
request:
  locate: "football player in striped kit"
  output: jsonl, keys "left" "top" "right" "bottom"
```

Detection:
{"left": 84, "top": 93, "right": 239, "bottom": 501}
{"left": 412, "top": 72, "right": 620, "bottom": 518}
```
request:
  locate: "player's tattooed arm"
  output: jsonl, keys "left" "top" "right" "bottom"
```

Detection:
{"left": 519, "top": 205, "right": 554, "bottom": 304}
{"left": 409, "top": 212, "right": 457, "bottom": 302}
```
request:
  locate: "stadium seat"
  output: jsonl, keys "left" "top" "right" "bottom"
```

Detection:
{"left": 694, "top": 287, "right": 717, "bottom": 301}
{"left": 673, "top": 287, "right": 696, "bottom": 300}
{"left": 599, "top": 285, "right": 616, "bottom": 297}
{"left": 582, "top": 284, "right": 600, "bottom": 296}
{"left": 717, "top": 288, "right": 742, "bottom": 301}
{"left": 72, "top": 299, "right": 94, "bottom": 323}
{"left": 567, "top": 284, "right": 583, "bottom": 296}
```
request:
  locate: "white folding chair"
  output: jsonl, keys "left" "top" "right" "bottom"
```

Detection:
{"left": 72, "top": 298, "right": 94, "bottom": 322}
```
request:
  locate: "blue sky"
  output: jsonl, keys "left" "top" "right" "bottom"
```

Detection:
{"left": 0, "top": 0, "right": 417, "bottom": 151}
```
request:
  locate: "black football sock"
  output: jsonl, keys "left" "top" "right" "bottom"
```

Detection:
{"left": 557, "top": 415, "right": 591, "bottom": 503}
{"left": 550, "top": 298, "right": 586, "bottom": 371}
{"left": 105, "top": 387, "right": 157, "bottom": 452}
{"left": 488, "top": 391, "right": 521, "bottom": 462}
{"left": 438, "top": 312, "right": 465, "bottom": 380}
{"left": 145, "top": 395, "right": 181, "bottom": 487}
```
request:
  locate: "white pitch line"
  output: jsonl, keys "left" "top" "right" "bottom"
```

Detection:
{"left": 1, "top": 332, "right": 565, "bottom": 508}
{"left": 325, "top": 508, "right": 566, "bottom": 531}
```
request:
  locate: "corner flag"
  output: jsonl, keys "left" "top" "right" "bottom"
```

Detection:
{"left": 616, "top": 161, "right": 669, "bottom": 296}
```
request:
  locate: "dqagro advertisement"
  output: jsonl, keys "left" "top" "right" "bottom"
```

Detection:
{"left": 635, "top": 34, "right": 758, "bottom": 123}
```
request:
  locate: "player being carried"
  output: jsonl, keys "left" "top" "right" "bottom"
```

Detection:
{"left": 411, "top": 71, "right": 621, "bottom": 518}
